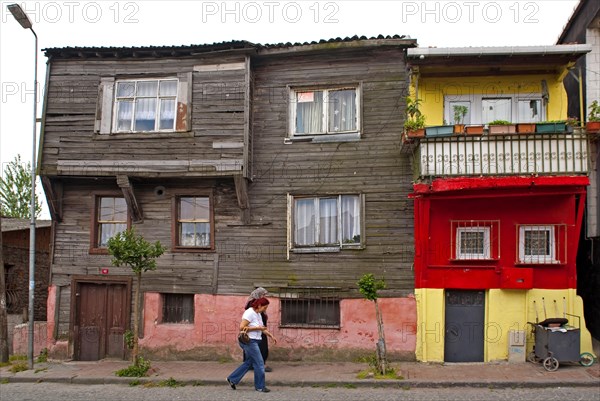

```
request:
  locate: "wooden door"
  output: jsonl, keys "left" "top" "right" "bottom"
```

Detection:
{"left": 74, "top": 281, "right": 128, "bottom": 361}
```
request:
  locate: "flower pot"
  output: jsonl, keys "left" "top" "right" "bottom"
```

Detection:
{"left": 453, "top": 124, "right": 465, "bottom": 134}
{"left": 586, "top": 121, "right": 600, "bottom": 134}
{"left": 465, "top": 125, "right": 484, "bottom": 135}
{"left": 488, "top": 124, "right": 516, "bottom": 135}
{"left": 425, "top": 125, "right": 454, "bottom": 137}
{"left": 406, "top": 128, "right": 425, "bottom": 138}
{"left": 536, "top": 122, "right": 566, "bottom": 134}
{"left": 516, "top": 123, "right": 536, "bottom": 134}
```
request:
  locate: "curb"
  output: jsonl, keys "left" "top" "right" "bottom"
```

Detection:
{"left": 3, "top": 376, "right": 599, "bottom": 389}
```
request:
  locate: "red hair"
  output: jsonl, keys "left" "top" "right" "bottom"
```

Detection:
{"left": 251, "top": 297, "right": 270, "bottom": 308}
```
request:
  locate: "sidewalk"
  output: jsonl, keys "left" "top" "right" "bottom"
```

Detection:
{"left": 1, "top": 359, "right": 598, "bottom": 388}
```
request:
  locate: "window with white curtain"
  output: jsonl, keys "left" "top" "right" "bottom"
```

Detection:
{"left": 293, "top": 195, "right": 362, "bottom": 249}
{"left": 114, "top": 78, "right": 178, "bottom": 132}
{"left": 482, "top": 98, "right": 512, "bottom": 123}
{"left": 292, "top": 87, "right": 359, "bottom": 136}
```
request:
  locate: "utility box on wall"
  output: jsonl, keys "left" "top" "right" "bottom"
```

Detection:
{"left": 508, "top": 330, "right": 526, "bottom": 363}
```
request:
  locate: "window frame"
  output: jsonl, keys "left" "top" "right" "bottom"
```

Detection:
{"left": 288, "top": 85, "right": 361, "bottom": 139}
{"left": 112, "top": 77, "right": 179, "bottom": 133}
{"left": 456, "top": 226, "right": 491, "bottom": 260}
{"left": 171, "top": 192, "right": 215, "bottom": 252}
{"left": 160, "top": 293, "right": 195, "bottom": 324}
{"left": 444, "top": 93, "right": 545, "bottom": 125}
{"left": 289, "top": 194, "right": 365, "bottom": 252}
{"left": 90, "top": 194, "right": 131, "bottom": 254}
{"left": 518, "top": 225, "right": 557, "bottom": 264}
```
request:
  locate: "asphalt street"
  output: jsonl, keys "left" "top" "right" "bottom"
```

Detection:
{"left": 1, "top": 383, "right": 599, "bottom": 401}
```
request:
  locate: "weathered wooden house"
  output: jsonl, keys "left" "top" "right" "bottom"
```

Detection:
{"left": 39, "top": 36, "right": 419, "bottom": 361}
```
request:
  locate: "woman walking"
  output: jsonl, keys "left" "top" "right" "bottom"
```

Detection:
{"left": 227, "top": 297, "right": 277, "bottom": 392}
{"left": 244, "top": 287, "right": 272, "bottom": 371}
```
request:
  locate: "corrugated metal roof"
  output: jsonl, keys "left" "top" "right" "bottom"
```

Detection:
{"left": 42, "top": 35, "right": 414, "bottom": 59}
{"left": 1, "top": 218, "right": 52, "bottom": 233}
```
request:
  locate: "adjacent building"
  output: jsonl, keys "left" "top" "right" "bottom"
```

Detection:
{"left": 406, "top": 45, "right": 595, "bottom": 362}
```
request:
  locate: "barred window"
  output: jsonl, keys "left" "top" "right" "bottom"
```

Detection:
{"left": 451, "top": 220, "right": 499, "bottom": 260}
{"left": 517, "top": 225, "right": 565, "bottom": 264}
{"left": 279, "top": 287, "right": 340, "bottom": 328}
{"left": 161, "top": 293, "right": 194, "bottom": 324}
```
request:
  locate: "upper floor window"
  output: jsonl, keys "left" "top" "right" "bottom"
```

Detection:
{"left": 95, "top": 72, "right": 192, "bottom": 135}
{"left": 114, "top": 78, "right": 178, "bottom": 132}
{"left": 290, "top": 87, "right": 360, "bottom": 138}
{"left": 444, "top": 94, "right": 544, "bottom": 125}
{"left": 173, "top": 196, "right": 213, "bottom": 250}
{"left": 291, "top": 194, "right": 363, "bottom": 251}
{"left": 91, "top": 196, "right": 128, "bottom": 251}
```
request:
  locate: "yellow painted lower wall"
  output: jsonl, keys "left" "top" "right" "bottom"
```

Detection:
{"left": 416, "top": 288, "right": 594, "bottom": 362}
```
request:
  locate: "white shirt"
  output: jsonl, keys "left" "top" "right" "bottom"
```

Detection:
{"left": 242, "top": 307, "right": 264, "bottom": 340}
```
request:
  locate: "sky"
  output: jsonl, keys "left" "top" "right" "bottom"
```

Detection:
{"left": 0, "top": 0, "right": 581, "bottom": 217}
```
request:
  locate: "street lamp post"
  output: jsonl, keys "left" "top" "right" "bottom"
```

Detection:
{"left": 7, "top": 3, "right": 38, "bottom": 370}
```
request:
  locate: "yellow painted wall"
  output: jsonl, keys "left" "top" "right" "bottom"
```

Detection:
{"left": 416, "top": 288, "right": 595, "bottom": 362}
{"left": 413, "top": 74, "right": 568, "bottom": 126}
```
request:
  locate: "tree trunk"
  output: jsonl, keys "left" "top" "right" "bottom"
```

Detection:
{"left": 374, "top": 300, "right": 387, "bottom": 374}
{"left": 0, "top": 216, "right": 9, "bottom": 362}
{"left": 132, "top": 272, "right": 141, "bottom": 366}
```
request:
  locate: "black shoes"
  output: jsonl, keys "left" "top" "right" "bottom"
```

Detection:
{"left": 264, "top": 366, "right": 272, "bottom": 372}
{"left": 256, "top": 387, "right": 271, "bottom": 392}
{"left": 226, "top": 378, "right": 236, "bottom": 390}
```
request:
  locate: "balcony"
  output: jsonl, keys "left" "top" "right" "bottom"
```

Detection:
{"left": 415, "top": 133, "right": 589, "bottom": 179}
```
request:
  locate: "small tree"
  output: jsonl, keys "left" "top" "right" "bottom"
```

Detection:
{"left": 357, "top": 273, "right": 387, "bottom": 374}
{"left": 107, "top": 228, "right": 165, "bottom": 367}
{"left": 0, "top": 155, "right": 42, "bottom": 218}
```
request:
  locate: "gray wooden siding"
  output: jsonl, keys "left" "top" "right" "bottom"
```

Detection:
{"left": 41, "top": 55, "right": 249, "bottom": 177}
{"left": 46, "top": 46, "right": 415, "bottom": 334}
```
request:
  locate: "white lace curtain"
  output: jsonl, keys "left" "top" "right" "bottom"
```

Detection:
{"left": 294, "top": 196, "right": 360, "bottom": 246}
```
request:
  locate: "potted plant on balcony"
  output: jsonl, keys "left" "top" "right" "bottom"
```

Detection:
{"left": 452, "top": 105, "right": 468, "bottom": 134}
{"left": 536, "top": 120, "right": 567, "bottom": 134}
{"left": 516, "top": 122, "right": 536, "bottom": 134}
{"left": 488, "top": 120, "right": 516, "bottom": 135}
{"left": 587, "top": 100, "right": 600, "bottom": 134}
{"left": 404, "top": 97, "right": 426, "bottom": 138}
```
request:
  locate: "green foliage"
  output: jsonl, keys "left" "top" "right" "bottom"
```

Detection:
{"left": 589, "top": 100, "right": 600, "bottom": 122}
{"left": 115, "top": 357, "right": 151, "bottom": 377}
{"left": 0, "top": 155, "right": 42, "bottom": 218}
{"left": 107, "top": 228, "right": 165, "bottom": 274}
{"left": 9, "top": 354, "right": 26, "bottom": 361}
{"left": 37, "top": 348, "right": 48, "bottom": 363}
{"left": 357, "top": 273, "right": 385, "bottom": 301}
{"left": 158, "top": 377, "right": 183, "bottom": 387}
{"left": 488, "top": 120, "right": 512, "bottom": 125}
{"left": 9, "top": 362, "right": 28, "bottom": 373}
{"left": 124, "top": 330, "right": 134, "bottom": 349}
{"left": 404, "top": 98, "right": 426, "bottom": 130}
{"left": 452, "top": 105, "right": 468, "bottom": 125}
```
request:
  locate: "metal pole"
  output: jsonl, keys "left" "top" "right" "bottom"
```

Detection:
{"left": 27, "top": 28, "right": 38, "bottom": 371}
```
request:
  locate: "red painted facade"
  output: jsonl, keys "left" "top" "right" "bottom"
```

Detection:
{"left": 412, "top": 176, "right": 588, "bottom": 290}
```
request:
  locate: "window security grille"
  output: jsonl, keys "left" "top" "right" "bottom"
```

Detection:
{"left": 279, "top": 287, "right": 340, "bottom": 328}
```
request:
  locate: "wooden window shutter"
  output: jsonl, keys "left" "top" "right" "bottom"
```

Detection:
{"left": 95, "top": 77, "right": 115, "bottom": 134}
{"left": 176, "top": 72, "right": 193, "bottom": 132}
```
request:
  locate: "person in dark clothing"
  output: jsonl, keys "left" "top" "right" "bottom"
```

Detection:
{"left": 244, "top": 287, "right": 272, "bottom": 372}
